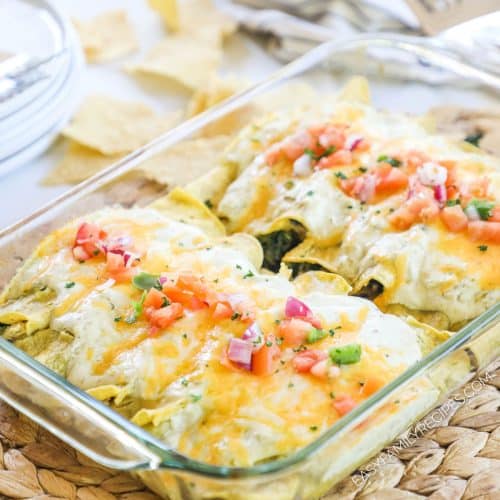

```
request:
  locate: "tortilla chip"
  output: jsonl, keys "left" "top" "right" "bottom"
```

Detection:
{"left": 126, "top": 36, "right": 221, "bottom": 90}
{"left": 294, "top": 271, "right": 352, "bottom": 296}
{"left": 337, "top": 76, "right": 371, "bottom": 104}
{"left": 219, "top": 233, "right": 263, "bottom": 270}
{"left": 187, "top": 75, "right": 248, "bottom": 117}
{"left": 149, "top": 187, "right": 226, "bottom": 238}
{"left": 73, "top": 10, "right": 138, "bottom": 63}
{"left": 62, "top": 95, "right": 180, "bottom": 155}
{"left": 179, "top": 0, "right": 236, "bottom": 43}
{"left": 148, "top": 0, "right": 179, "bottom": 32}
{"left": 42, "top": 141, "right": 123, "bottom": 185}
{"left": 139, "top": 135, "right": 229, "bottom": 188}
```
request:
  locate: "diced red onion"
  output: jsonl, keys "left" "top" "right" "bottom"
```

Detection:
{"left": 293, "top": 154, "right": 312, "bottom": 177}
{"left": 465, "top": 204, "right": 480, "bottom": 221}
{"left": 357, "top": 174, "right": 376, "bottom": 203}
{"left": 434, "top": 184, "right": 447, "bottom": 204}
{"left": 227, "top": 338, "right": 253, "bottom": 367}
{"left": 417, "top": 162, "right": 448, "bottom": 187}
{"left": 345, "top": 134, "right": 363, "bottom": 151}
{"left": 285, "top": 296, "right": 313, "bottom": 320}
{"left": 242, "top": 322, "right": 264, "bottom": 352}
{"left": 123, "top": 251, "right": 140, "bottom": 268}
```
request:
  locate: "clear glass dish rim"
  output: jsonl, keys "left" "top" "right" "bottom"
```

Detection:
{"left": 1, "top": 33, "right": 499, "bottom": 479}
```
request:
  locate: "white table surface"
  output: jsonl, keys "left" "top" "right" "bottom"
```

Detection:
{"left": 0, "top": 0, "right": 281, "bottom": 230}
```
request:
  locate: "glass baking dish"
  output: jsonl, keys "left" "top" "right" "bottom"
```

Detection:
{"left": 0, "top": 34, "right": 499, "bottom": 500}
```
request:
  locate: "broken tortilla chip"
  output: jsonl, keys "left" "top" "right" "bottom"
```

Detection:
{"left": 73, "top": 10, "right": 138, "bottom": 63}
{"left": 139, "top": 135, "right": 229, "bottom": 187}
{"left": 178, "top": 0, "right": 236, "bottom": 43}
{"left": 148, "top": 0, "right": 179, "bottom": 32}
{"left": 126, "top": 36, "right": 222, "bottom": 90}
{"left": 187, "top": 75, "right": 254, "bottom": 136}
{"left": 62, "top": 95, "right": 180, "bottom": 155}
{"left": 42, "top": 142, "right": 123, "bottom": 185}
{"left": 187, "top": 75, "right": 248, "bottom": 117}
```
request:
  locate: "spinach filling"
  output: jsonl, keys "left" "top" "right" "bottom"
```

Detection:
{"left": 354, "top": 279, "right": 384, "bottom": 300}
{"left": 288, "top": 262, "right": 326, "bottom": 278}
{"left": 258, "top": 223, "right": 306, "bottom": 272}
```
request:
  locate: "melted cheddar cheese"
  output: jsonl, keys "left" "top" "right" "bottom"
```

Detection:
{"left": 0, "top": 207, "right": 428, "bottom": 466}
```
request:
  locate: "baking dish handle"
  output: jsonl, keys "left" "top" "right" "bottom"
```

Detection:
{"left": 0, "top": 337, "right": 173, "bottom": 471}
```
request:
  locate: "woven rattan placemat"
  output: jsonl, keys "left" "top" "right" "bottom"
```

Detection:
{"left": 0, "top": 361, "right": 498, "bottom": 500}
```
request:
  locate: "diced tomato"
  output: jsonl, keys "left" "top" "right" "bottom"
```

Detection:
{"left": 317, "top": 125, "right": 346, "bottom": 150}
{"left": 404, "top": 150, "right": 429, "bottom": 173}
{"left": 74, "top": 222, "right": 106, "bottom": 258}
{"left": 143, "top": 288, "right": 167, "bottom": 309}
{"left": 489, "top": 206, "right": 500, "bottom": 222}
{"left": 251, "top": 336, "right": 281, "bottom": 376}
{"left": 106, "top": 252, "right": 125, "bottom": 273}
{"left": 72, "top": 245, "right": 90, "bottom": 262}
{"left": 212, "top": 302, "right": 233, "bottom": 320}
{"left": 265, "top": 143, "right": 283, "bottom": 166}
{"left": 106, "top": 252, "right": 135, "bottom": 282}
{"left": 317, "top": 149, "right": 352, "bottom": 169}
{"left": 389, "top": 190, "right": 439, "bottom": 230}
{"left": 292, "top": 349, "right": 327, "bottom": 373}
{"left": 333, "top": 394, "right": 357, "bottom": 416}
{"left": 375, "top": 167, "right": 408, "bottom": 194}
{"left": 177, "top": 273, "right": 209, "bottom": 300}
{"left": 470, "top": 176, "right": 490, "bottom": 198}
{"left": 441, "top": 205, "right": 468, "bottom": 232}
{"left": 468, "top": 221, "right": 500, "bottom": 243}
{"left": 162, "top": 285, "right": 203, "bottom": 310}
{"left": 339, "top": 177, "right": 357, "bottom": 197}
{"left": 148, "top": 303, "right": 184, "bottom": 329}
{"left": 279, "top": 318, "right": 312, "bottom": 347}
{"left": 282, "top": 130, "right": 314, "bottom": 162}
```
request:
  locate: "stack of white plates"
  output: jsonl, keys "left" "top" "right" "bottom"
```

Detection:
{"left": 0, "top": 0, "right": 83, "bottom": 177}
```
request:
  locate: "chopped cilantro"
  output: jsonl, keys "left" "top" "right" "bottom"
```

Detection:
{"left": 358, "top": 166, "right": 368, "bottom": 173}
{"left": 114, "top": 316, "right": 121, "bottom": 322}
{"left": 265, "top": 340, "right": 273, "bottom": 347}
{"left": 467, "top": 199, "right": 495, "bottom": 220}
{"left": 478, "top": 245, "right": 488, "bottom": 252}
{"left": 65, "top": 281, "right": 75, "bottom": 289}
{"left": 127, "top": 290, "right": 147, "bottom": 323}
{"left": 446, "top": 199, "right": 461, "bottom": 207}
{"left": 329, "top": 343, "right": 362, "bottom": 365}
{"left": 285, "top": 180, "right": 295, "bottom": 190}
{"left": 161, "top": 296, "right": 170, "bottom": 307}
{"left": 181, "top": 378, "right": 189, "bottom": 386}
{"left": 288, "top": 382, "right": 294, "bottom": 388}
{"left": 93, "top": 249, "right": 100, "bottom": 256}
{"left": 190, "top": 394, "right": 202, "bottom": 402}
{"left": 306, "top": 328, "right": 327, "bottom": 344}
{"left": 359, "top": 381, "right": 365, "bottom": 387}
{"left": 328, "top": 328, "right": 336, "bottom": 337}
{"left": 236, "top": 264, "right": 242, "bottom": 270}
{"left": 464, "top": 132, "right": 483, "bottom": 147}
{"left": 204, "top": 199, "right": 213, "bottom": 209}
{"left": 132, "top": 272, "right": 161, "bottom": 291}
{"left": 304, "top": 146, "right": 335, "bottom": 161}
{"left": 329, "top": 392, "right": 336, "bottom": 399}
{"left": 377, "top": 155, "right": 401, "bottom": 167}
{"left": 182, "top": 333, "right": 188, "bottom": 339}
{"left": 306, "top": 190, "right": 314, "bottom": 196}
{"left": 243, "top": 270, "right": 255, "bottom": 279}
{"left": 335, "top": 171, "right": 347, "bottom": 180}
{"left": 309, "top": 426, "right": 318, "bottom": 431}
{"left": 231, "top": 312, "right": 241, "bottom": 321}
